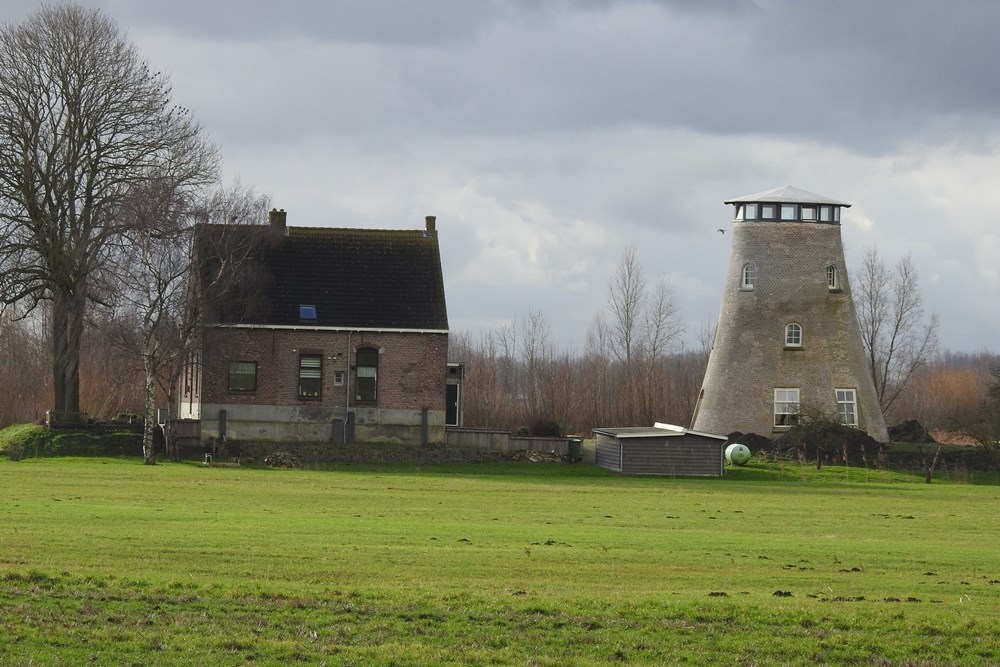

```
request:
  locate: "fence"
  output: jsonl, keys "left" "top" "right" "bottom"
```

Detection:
{"left": 445, "top": 428, "right": 570, "bottom": 456}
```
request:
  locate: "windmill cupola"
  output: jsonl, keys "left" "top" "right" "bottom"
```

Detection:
{"left": 725, "top": 185, "right": 850, "bottom": 224}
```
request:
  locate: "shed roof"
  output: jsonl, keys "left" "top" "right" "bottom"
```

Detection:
{"left": 593, "top": 423, "right": 727, "bottom": 440}
{"left": 724, "top": 185, "right": 850, "bottom": 207}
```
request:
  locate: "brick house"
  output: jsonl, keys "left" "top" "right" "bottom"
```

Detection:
{"left": 176, "top": 210, "right": 451, "bottom": 446}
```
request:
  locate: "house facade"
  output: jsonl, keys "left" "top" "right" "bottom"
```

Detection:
{"left": 177, "top": 211, "right": 451, "bottom": 446}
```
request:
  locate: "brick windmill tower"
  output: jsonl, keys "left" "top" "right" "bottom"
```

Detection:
{"left": 691, "top": 186, "right": 888, "bottom": 442}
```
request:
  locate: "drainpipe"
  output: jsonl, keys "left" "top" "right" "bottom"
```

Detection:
{"left": 345, "top": 331, "right": 352, "bottom": 442}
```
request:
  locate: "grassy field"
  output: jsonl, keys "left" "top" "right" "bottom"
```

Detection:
{"left": 0, "top": 457, "right": 997, "bottom": 666}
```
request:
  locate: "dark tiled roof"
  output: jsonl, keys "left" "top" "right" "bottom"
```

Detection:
{"left": 199, "top": 225, "right": 448, "bottom": 330}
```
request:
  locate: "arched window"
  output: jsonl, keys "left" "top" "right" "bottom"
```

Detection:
{"left": 785, "top": 323, "right": 802, "bottom": 347}
{"left": 826, "top": 265, "right": 838, "bottom": 289}
{"left": 741, "top": 263, "right": 756, "bottom": 290}
{"left": 356, "top": 348, "right": 379, "bottom": 402}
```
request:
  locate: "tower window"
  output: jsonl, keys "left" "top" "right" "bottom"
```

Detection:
{"left": 836, "top": 389, "right": 858, "bottom": 426}
{"left": 801, "top": 205, "right": 817, "bottom": 221}
{"left": 744, "top": 203, "right": 758, "bottom": 220}
{"left": 826, "top": 265, "right": 838, "bottom": 289}
{"left": 780, "top": 204, "right": 797, "bottom": 220}
{"left": 760, "top": 204, "right": 777, "bottom": 220}
{"left": 774, "top": 388, "right": 800, "bottom": 426}
{"left": 785, "top": 323, "right": 802, "bottom": 347}
{"left": 741, "top": 263, "right": 756, "bottom": 290}
{"left": 819, "top": 206, "right": 831, "bottom": 222}
{"left": 299, "top": 304, "right": 317, "bottom": 320}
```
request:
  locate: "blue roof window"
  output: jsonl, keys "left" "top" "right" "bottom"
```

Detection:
{"left": 299, "top": 304, "right": 317, "bottom": 320}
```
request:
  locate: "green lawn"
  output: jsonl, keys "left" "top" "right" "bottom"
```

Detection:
{"left": 0, "top": 458, "right": 997, "bottom": 665}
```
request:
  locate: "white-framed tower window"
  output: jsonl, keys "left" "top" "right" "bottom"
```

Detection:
{"left": 836, "top": 389, "right": 858, "bottom": 426}
{"left": 741, "top": 263, "right": 756, "bottom": 290}
{"left": 774, "top": 388, "right": 800, "bottom": 427}
{"left": 785, "top": 323, "right": 802, "bottom": 347}
{"left": 826, "top": 265, "right": 838, "bottom": 289}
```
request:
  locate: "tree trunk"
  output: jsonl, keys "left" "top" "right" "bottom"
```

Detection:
{"left": 142, "top": 354, "right": 157, "bottom": 465}
{"left": 51, "top": 289, "right": 83, "bottom": 421}
{"left": 923, "top": 445, "right": 942, "bottom": 484}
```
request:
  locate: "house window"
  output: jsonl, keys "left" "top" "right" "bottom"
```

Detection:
{"left": 356, "top": 348, "right": 378, "bottom": 402}
{"left": 299, "top": 354, "right": 322, "bottom": 398}
{"left": 826, "top": 265, "right": 838, "bottom": 289}
{"left": 228, "top": 361, "right": 257, "bottom": 392}
{"left": 801, "top": 205, "right": 817, "bottom": 221}
{"left": 744, "top": 203, "right": 758, "bottom": 220}
{"left": 760, "top": 204, "right": 776, "bottom": 220}
{"left": 780, "top": 204, "right": 797, "bottom": 220}
{"left": 819, "top": 206, "right": 831, "bottom": 222}
{"left": 836, "top": 389, "right": 858, "bottom": 426}
{"left": 741, "top": 263, "right": 756, "bottom": 290}
{"left": 334, "top": 370, "right": 345, "bottom": 386}
{"left": 785, "top": 323, "right": 802, "bottom": 347}
{"left": 299, "top": 304, "right": 317, "bottom": 320}
{"left": 774, "top": 388, "right": 800, "bottom": 427}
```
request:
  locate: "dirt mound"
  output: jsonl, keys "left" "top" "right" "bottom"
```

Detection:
{"left": 264, "top": 451, "right": 302, "bottom": 468}
{"left": 889, "top": 420, "right": 935, "bottom": 443}
{"left": 500, "top": 450, "right": 563, "bottom": 463}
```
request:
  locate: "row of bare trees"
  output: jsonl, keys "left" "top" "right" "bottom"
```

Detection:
{"left": 451, "top": 246, "right": 708, "bottom": 435}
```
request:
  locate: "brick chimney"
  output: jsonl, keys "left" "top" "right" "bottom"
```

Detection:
{"left": 424, "top": 215, "right": 437, "bottom": 237}
{"left": 269, "top": 208, "right": 287, "bottom": 233}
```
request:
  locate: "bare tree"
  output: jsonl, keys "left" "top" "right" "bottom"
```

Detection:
{"left": 643, "top": 277, "right": 683, "bottom": 360}
{"left": 0, "top": 5, "right": 219, "bottom": 422}
{"left": 103, "top": 181, "right": 269, "bottom": 463}
{"left": 853, "top": 247, "right": 939, "bottom": 417}
{"left": 607, "top": 246, "right": 646, "bottom": 368}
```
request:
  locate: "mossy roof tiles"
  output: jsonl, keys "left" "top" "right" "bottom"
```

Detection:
{"left": 200, "top": 225, "right": 448, "bottom": 330}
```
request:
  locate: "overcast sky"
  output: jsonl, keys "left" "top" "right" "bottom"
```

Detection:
{"left": 4, "top": 1, "right": 999, "bottom": 353}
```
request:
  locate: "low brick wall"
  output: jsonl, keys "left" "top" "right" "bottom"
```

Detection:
{"left": 228, "top": 440, "right": 505, "bottom": 465}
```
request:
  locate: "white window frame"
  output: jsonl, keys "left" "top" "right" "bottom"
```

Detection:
{"left": 741, "top": 263, "right": 756, "bottom": 290}
{"left": 826, "top": 265, "right": 838, "bottom": 289}
{"left": 836, "top": 389, "right": 858, "bottom": 427}
{"left": 298, "top": 354, "right": 322, "bottom": 399}
{"left": 774, "top": 388, "right": 800, "bottom": 427}
{"left": 785, "top": 323, "right": 802, "bottom": 347}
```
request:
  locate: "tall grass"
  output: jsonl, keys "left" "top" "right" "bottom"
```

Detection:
{"left": 1, "top": 458, "right": 997, "bottom": 665}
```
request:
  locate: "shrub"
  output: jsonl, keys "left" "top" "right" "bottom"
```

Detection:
{"left": 0, "top": 423, "right": 142, "bottom": 458}
{"left": 0, "top": 423, "right": 49, "bottom": 459}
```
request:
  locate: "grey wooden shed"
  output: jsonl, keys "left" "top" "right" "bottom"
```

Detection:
{"left": 593, "top": 423, "right": 727, "bottom": 476}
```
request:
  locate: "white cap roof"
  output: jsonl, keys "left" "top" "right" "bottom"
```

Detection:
{"left": 724, "top": 185, "right": 851, "bottom": 207}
